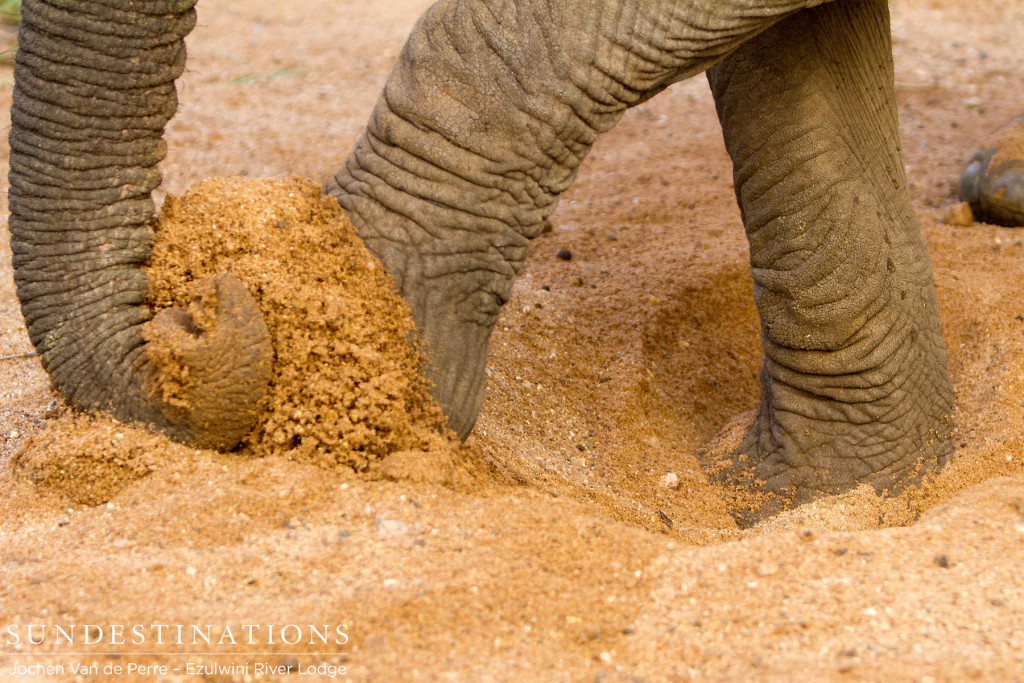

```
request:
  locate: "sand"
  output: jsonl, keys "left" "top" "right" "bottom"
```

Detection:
{"left": 145, "top": 177, "right": 457, "bottom": 474}
{"left": 1, "top": 0, "right": 1023, "bottom": 680}
{"left": 11, "top": 176, "right": 468, "bottom": 507}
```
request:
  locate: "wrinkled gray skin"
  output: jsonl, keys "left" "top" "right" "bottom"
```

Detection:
{"left": 327, "top": 0, "right": 956, "bottom": 508}
{"left": 15, "top": 0, "right": 1004, "bottom": 510}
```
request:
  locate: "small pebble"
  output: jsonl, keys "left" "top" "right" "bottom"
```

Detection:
{"left": 43, "top": 400, "right": 60, "bottom": 419}
{"left": 656, "top": 510, "right": 674, "bottom": 528}
{"left": 280, "top": 656, "right": 299, "bottom": 672}
{"left": 661, "top": 472, "right": 680, "bottom": 489}
{"left": 556, "top": 249, "right": 573, "bottom": 261}
{"left": 799, "top": 529, "right": 817, "bottom": 543}
{"left": 9, "top": 429, "right": 19, "bottom": 439}
{"left": 942, "top": 201, "right": 974, "bottom": 227}
{"left": 374, "top": 515, "right": 411, "bottom": 536}
{"left": 755, "top": 562, "right": 778, "bottom": 577}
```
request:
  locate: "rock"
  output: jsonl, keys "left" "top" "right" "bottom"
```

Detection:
{"left": 661, "top": 472, "right": 680, "bottom": 489}
{"left": 942, "top": 201, "right": 974, "bottom": 227}
{"left": 374, "top": 515, "right": 410, "bottom": 536}
{"left": 556, "top": 249, "right": 573, "bottom": 261}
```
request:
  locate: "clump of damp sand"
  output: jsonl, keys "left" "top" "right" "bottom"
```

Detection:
{"left": 147, "top": 176, "right": 454, "bottom": 468}
{"left": 13, "top": 177, "right": 465, "bottom": 503}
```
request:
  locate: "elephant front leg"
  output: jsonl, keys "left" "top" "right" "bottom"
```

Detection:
{"left": 707, "top": 0, "right": 954, "bottom": 512}
{"left": 327, "top": 0, "right": 832, "bottom": 439}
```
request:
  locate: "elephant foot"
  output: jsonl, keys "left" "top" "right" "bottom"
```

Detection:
{"left": 959, "top": 113, "right": 1024, "bottom": 227}
{"left": 713, "top": 388, "right": 954, "bottom": 527}
{"left": 703, "top": 0, "right": 957, "bottom": 527}
{"left": 324, "top": 176, "right": 519, "bottom": 441}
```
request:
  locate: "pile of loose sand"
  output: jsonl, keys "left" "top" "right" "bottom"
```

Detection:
{"left": 12, "top": 177, "right": 467, "bottom": 504}
{"left": 147, "top": 177, "right": 453, "bottom": 468}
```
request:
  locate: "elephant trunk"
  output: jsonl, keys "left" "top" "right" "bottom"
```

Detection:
{"left": 9, "top": 0, "right": 271, "bottom": 450}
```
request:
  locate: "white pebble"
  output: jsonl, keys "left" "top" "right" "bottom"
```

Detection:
{"left": 375, "top": 515, "right": 410, "bottom": 536}
{"left": 661, "top": 472, "right": 680, "bottom": 489}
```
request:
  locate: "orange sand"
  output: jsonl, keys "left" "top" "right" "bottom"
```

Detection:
{"left": 1, "top": 0, "right": 1023, "bottom": 680}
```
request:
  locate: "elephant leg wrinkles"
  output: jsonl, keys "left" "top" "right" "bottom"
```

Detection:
{"left": 326, "top": 0, "right": 833, "bottom": 439}
{"left": 707, "top": 0, "right": 953, "bottom": 516}
{"left": 328, "top": 0, "right": 955, "bottom": 509}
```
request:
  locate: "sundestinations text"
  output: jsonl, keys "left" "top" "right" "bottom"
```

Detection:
{"left": 5, "top": 623, "right": 349, "bottom": 647}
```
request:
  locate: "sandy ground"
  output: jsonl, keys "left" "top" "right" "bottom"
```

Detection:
{"left": 2, "top": 0, "right": 1024, "bottom": 681}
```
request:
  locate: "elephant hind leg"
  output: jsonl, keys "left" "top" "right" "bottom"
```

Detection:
{"left": 706, "top": 0, "right": 954, "bottom": 516}
{"left": 959, "top": 112, "right": 1024, "bottom": 227}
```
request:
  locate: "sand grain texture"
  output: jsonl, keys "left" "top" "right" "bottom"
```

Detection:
{"left": 146, "top": 177, "right": 456, "bottom": 473}
{"left": 1, "top": 0, "right": 1024, "bottom": 680}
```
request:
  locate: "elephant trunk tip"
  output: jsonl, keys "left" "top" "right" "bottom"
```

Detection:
{"left": 139, "top": 273, "right": 273, "bottom": 451}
